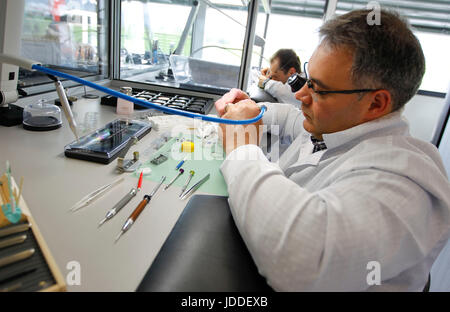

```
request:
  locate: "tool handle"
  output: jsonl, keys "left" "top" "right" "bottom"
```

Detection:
{"left": 0, "top": 223, "right": 31, "bottom": 239}
{"left": 112, "top": 189, "right": 137, "bottom": 213}
{"left": 0, "top": 248, "right": 35, "bottom": 268}
{"left": 175, "top": 160, "right": 185, "bottom": 170}
{"left": 0, "top": 234, "right": 27, "bottom": 249}
{"left": 129, "top": 195, "right": 150, "bottom": 221}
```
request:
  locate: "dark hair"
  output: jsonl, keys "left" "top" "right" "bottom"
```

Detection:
{"left": 319, "top": 9, "right": 425, "bottom": 111}
{"left": 270, "top": 49, "right": 301, "bottom": 74}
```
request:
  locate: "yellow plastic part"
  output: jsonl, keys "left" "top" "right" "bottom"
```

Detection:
{"left": 181, "top": 141, "right": 194, "bottom": 153}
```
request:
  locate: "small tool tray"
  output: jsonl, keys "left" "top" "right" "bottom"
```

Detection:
{"left": 0, "top": 175, "right": 66, "bottom": 292}
{"left": 101, "top": 89, "right": 214, "bottom": 115}
{"left": 64, "top": 118, "right": 152, "bottom": 164}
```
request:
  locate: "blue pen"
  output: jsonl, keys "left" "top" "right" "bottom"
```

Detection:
{"left": 175, "top": 155, "right": 188, "bottom": 170}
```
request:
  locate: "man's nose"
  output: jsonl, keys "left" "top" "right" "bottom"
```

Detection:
{"left": 295, "top": 83, "right": 311, "bottom": 105}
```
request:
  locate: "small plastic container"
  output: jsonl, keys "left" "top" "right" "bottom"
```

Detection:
{"left": 23, "top": 99, "right": 62, "bottom": 131}
{"left": 116, "top": 86, "right": 134, "bottom": 115}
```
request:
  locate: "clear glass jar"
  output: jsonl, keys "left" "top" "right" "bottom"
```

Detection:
{"left": 23, "top": 99, "right": 62, "bottom": 131}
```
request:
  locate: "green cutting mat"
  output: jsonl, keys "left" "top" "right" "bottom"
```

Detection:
{"left": 135, "top": 134, "right": 228, "bottom": 197}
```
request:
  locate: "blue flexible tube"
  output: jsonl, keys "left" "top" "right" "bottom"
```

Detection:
{"left": 31, "top": 64, "right": 265, "bottom": 125}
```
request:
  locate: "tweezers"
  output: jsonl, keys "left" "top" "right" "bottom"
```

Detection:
{"left": 180, "top": 174, "right": 210, "bottom": 200}
{"left": 70, "top": 177, "right": 124, "bottom": 212}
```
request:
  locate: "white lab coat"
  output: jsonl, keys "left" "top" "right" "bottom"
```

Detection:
{"left": 220, "top": 103, "right": 450, "bottom": 291}
{"left": 264, "top": 80, "right": 300, "bottom": 108}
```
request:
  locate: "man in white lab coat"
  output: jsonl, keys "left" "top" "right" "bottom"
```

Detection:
{"left": 257, "top": 49, "right": 301, "bottom": 107}
{"left": 215, "top": 9, "right": 450, "bottom": 291}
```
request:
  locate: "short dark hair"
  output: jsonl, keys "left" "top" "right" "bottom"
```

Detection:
{"left": 270, "top": 49, "right": 301, "bottom": 74}
{"left": 319, "top": 9, "right": 425, "bottom": 111}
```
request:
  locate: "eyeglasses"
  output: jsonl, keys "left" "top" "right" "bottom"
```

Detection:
{"left": 303, "top": 62, "right": 380, "bottom": 96}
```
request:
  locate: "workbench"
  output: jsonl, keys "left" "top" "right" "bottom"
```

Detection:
{"left": 0, "top": 95, "right": 217, "bottom": 291}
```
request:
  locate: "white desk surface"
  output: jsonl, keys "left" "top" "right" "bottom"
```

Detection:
{"left": 0, "top": 97, "right": 213, "bottom": 291}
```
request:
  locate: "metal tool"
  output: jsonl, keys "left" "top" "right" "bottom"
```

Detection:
{"left": 0, "top": 282, "right": 22, "bottom": 292}
{"left": 0, "top": 223, "right": 31, "bottom": 239}
{"left": 179, "top": 170, "right": 195, "bottom": 197}
{"left": 0, "top": 234, "right": 27, "bottom": 249}
{"left": 180, "top": 173, "right": 210, "bottom": 200}
{"left": 0, "top": 267, "right": 36, "bottom": 285}
{"left": 164, "top": 169, "right": 184, "bottom": 190}
{"left": 98, "top": 172, "right": 143, "bottom": 227}
{"left": 115, "top": 176, "right": 166, "bottom": 243}
{"left": 98, "top": 188, "right": 137, "bottom": 227}
{"left": 70, "top": 177, "right": 124, "bottom": 212}
{"left": 0, "top": 248, "right": 35, "bottom": 268}
{"left": 175, "top": 155, "right": 188, "bottom": 170}
{"left": 116, "top": 136, "right": 140, "bottom": 173}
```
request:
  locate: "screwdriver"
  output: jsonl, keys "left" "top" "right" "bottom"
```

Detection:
{"left": 164, "top": 169, "right": 184, "bottom": 190}
{"left": 114, "top": 175, "right": 166, "bottom": 243}
{"left": 179, "top": 170, "right": 195, "bottom": 197}
{"left": 98, "top": 172, "right": 143, "bottom": 227}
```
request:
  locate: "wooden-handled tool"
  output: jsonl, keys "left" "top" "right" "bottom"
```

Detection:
{"left": 114, "top": 176, "right": 166, "bottom": 243}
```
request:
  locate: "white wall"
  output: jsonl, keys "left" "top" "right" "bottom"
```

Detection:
{"left": 402, "top": 94, "right": 446, "bottom": 142}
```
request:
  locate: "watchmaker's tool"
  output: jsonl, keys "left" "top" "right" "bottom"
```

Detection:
{"left": 0, "top": 234, "right": 27, "bottom": 250}
{"left": 116, "top": 136, "right": 141, "bottom": 173}
{"left": 180, "top": 173, "right": 210, "bottom": 200}
{"left": 98, "top": 173, "right": 143, "bottom": 227}
{"left": 0, "top": 223, "right": 31, "bottom": 238}
{"left": 70, "top": 177, "right": 124, "bottom": 212}
{"left": 175, "top": 155, "right": 188, "bottom": 170}
{"left": 115, "top": 175, "right": 166, "bottom": 243}
{"left": 179, "top": 170, "right": 195, "bottom": 197}
{"left": 164, "top": 169, "right": 184, "bottom": 190}
{"left": 0, "top": 248, "right": 35, "bottom": 268}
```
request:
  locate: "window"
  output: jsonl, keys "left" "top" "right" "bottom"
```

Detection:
{"left": 19, "top": 0, "right": 109, "bottom": 90}
{"left": 336, "top": 0, "right": 450, "bottom": 94}
{"left": 118, "top": 0, "right": 249, "bottom": 94}
{"left": 247, "top": 0, "right": 327, "bottom": 91}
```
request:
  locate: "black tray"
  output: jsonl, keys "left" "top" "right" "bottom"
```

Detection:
{"left": 64, "top": 118, "right": 152, "bottom": 164}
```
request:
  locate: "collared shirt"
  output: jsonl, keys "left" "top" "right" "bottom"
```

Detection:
{"left": 220, "top": 103, "right": 450, "bottom": 291}
{"left": 310, "top": 136, "right": 327, "bottom": 153}
{"left": 264, "top": 79, "right": 301, "bottom": 108}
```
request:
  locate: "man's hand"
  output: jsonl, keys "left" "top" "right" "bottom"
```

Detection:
{"left": 219, "top": 99, "right": 263, "bottom": 155}
{"left": 258, "top": 75, "right": 269, "bottom": 89}
{"left": 214, "top": 88, "right": 250, "bottom": 117}
{"left": 260, "top": 67, "right": 269, "bottom": 76}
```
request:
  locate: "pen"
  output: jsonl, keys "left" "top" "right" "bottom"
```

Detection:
{"left": 98, "top": 173, "right": 143, "bottom": 227}
{"left": 115, "top": 175, "right": 166, "bottom": 243}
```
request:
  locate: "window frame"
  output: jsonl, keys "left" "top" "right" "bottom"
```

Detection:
{"left": 18, "top": 0, "right": 111, "bottom": 97}
{"left": 109, "top": 0, "right": 446, "bottom": 99}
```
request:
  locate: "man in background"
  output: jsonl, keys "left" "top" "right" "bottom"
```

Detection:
{"left": 257, "top": 49, "right": 301, "bottom": 107}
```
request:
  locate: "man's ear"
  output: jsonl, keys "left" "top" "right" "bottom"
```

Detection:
{"left": 365, "top": 89, "right": 392, "bottom": 120}
{"left": 288, "top": 67, "right": 296, "bottom": 76}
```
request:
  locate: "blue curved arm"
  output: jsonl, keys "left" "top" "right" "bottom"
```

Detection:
{"left": 31, "top": 65, "right": 266, "bottom": 125}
